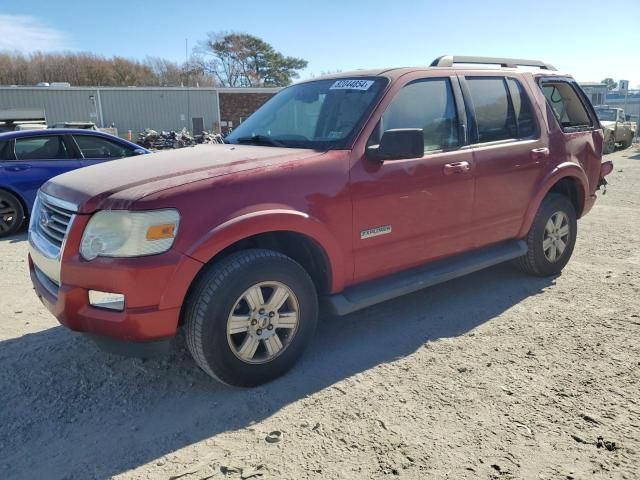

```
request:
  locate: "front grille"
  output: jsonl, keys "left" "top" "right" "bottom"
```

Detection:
{"left": 35, "top": 197, "right": 74, "bottom": 248}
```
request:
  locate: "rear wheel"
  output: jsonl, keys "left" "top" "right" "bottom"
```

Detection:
{"left": 516, "top": 193, "right": 577, "bottom": 276}
{"left": 603, "top": 134, "right": 616, "bottom": 154}
{"left": 184, "top": 249, "right": 318, "bottom": 387}
{"left": 0, "top": 191, "right": 25, "bottom": 238}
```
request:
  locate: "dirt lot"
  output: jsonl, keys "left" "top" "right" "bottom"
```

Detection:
{"left": 1, "top": 148, "right": 639, "bottom": 480}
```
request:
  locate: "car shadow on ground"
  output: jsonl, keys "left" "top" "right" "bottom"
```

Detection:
{"left": 0, "top": 231, "right": 27, "bottom": 244}
{"left": 0, "top": 264, "right": 554, "bottom": 479}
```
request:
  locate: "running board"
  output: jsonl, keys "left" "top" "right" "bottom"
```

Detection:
{"left": 327, "top": 240, "right": 527, "bottom": 316}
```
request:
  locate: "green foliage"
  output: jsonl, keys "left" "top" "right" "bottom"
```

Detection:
{"left": 195, "top": 32, "right": 308, "bottom": 87}
{"left": 601, "top": 78, "right": 618, "bottom": 91}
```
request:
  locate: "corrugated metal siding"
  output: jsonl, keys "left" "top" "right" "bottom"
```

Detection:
{"left": 0, "top": 88, "right": 101, "bottom": 125}
{"left": 99, "top": 89, "right": 218, "bottom": 134}
{"left": 0, "top": 87, "right": 222, "bottom": 136}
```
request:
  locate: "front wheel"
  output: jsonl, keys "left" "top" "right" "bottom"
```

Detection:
{"left": 184, "top": 249, "right": 318, "bottom": 387}
{"left": 516, "top": 193, "right": 577, "bottom": 277}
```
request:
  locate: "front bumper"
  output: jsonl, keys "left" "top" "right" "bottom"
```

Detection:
{"left": 30, "top": 256, "right": 182, "bottom": 340}
{"left": 29, "top": 208, "right": 203, "bottom": 342}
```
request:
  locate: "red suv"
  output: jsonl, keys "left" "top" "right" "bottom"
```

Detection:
{"left": 28, "top": 56, "right": 613, "bottom": 386}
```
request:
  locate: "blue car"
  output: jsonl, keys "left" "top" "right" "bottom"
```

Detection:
{"left": 0, "top": 129, "right": 148, "bottom": 237}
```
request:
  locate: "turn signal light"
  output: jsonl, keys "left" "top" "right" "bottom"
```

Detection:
{"left": 146, "top": 224, "right": 176, "bottom": 241}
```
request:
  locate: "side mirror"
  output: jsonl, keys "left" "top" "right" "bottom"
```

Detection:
{"left": 366, "top": 128, "right": 424, "bottom": 162}
{"left": 133, "top": 148, "right": 147, "bottom": 156}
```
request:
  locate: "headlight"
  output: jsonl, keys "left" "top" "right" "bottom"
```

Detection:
{"left": 80, "top": 209, "right": 180, "bottom": 260}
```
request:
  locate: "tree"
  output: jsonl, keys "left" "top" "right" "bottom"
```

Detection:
{"left": 601, "top": 78, "right": 618, "bottom": 91}
{"left": 0, "top": 52, "right": 216, "bottom": 87}
{"left": 195, "top": 32, "right": 307, "bottom": 87}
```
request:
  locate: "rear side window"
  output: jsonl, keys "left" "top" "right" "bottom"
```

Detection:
{"left": 541, "top": 81, "right": 593, "bottom": 132}
{"left": 466, "top": 77, "right": 537, "bottom": 143}
{"left": 14, "top": 136, "right": 70, "bottom": 160}
{"left": 73, "top": 135, "right": 134, "bottom": 159}
{"left": 379, "top": 78, "right": 460, "bottom": 152}
{"left": 506, "top": 78, "right": 536, "bottom": 138}
{"left": 466, "top": 77, "right": 515, "bottom": 143}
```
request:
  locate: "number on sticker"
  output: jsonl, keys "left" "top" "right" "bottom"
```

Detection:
{"left": 330, "top": 79, "right": 375, "bottom": 91}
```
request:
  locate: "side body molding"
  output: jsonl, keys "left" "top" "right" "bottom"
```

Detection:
{"left": 185, "top": 209, "right": 347, "bottom": 293}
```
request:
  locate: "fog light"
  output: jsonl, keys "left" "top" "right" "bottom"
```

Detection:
{"left": 89, "top": 290, "right": 125, "bottom": 311}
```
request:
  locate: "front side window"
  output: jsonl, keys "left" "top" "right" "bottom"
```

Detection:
{"left": 377, "top": 78, "right": 460, "bottom": 152}
{"left": 541, "top": 81, "right": 593, "bottom": 132}
{"left": 226, "top": 77, "right": 387, "bottom": 150}
{"left": 14, "top": 136, "right": 70, "bottom": 160}
{"left": 73, "top": 135, "right": 133, "bottom": 159}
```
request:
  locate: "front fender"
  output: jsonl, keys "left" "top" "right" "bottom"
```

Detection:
{"left": 517, "top": 163, "right": 589, "bottom": 238}
{"left": 185, "top": 209, "right": 346, "bottom": 293}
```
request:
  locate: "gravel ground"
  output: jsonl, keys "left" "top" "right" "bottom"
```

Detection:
{"left": 1, "top": 148, "right": 639, "bottom": 480}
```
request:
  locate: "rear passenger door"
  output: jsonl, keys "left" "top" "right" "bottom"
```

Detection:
{"left": 71, "top": 134, "right": 137, "bottom": 167}
{"left": 460, "top": 75, "right": 545, "bottom": 247}
{"left": 0, "top": 135, "right": 80, "bottom": 212}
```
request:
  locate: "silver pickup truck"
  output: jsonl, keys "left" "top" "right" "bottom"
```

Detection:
{"left": 595, "top": 106, "right": 637, "bottom": 154}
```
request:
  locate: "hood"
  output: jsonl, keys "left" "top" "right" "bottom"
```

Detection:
{"left": 600, "top": 120, "right": 616, "bottom": 129}
{"left": 42, "top": 144, "right": 322, "bottom": 213}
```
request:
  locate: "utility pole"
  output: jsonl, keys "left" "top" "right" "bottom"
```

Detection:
{"left": 185, "top": 38, "right": 191, "bottom": 133}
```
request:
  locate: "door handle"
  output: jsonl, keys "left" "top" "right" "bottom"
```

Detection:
{"left": 443, "top": 161, "right": 471, "bottom": 175}
{"left": 5, "top": 164, "right": 32, "bottom": 171}
{"left": 530, "top": 147, "right": 550, "bottom": 160}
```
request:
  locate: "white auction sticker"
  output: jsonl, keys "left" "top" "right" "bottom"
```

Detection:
{"left": 329, "top": 79, "right": 375, "bottom": 91}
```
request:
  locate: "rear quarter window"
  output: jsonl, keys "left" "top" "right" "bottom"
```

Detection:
{"left": 541, "top": 81, "right": 593, "bottom": 132}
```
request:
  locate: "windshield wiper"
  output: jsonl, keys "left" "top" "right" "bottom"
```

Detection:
{"left": 234, "top": 135, "right": 286, "bottom": 147}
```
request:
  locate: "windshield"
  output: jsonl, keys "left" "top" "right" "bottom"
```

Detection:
{"left": 226, "top": 77, "right": 387, "bottom": 149}
{"left": 596, "top": 109, "right": 617, "bottom": 121}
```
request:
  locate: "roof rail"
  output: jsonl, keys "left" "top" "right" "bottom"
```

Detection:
{"left": 431, "top": 55, "right": 557, "bottom": 71}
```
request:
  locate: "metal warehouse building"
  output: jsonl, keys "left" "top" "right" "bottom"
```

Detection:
{"left": 0, "top": 86, "right": 279, "bottom": 137}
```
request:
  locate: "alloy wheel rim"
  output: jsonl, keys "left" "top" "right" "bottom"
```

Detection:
{"left": 543, "top": 211, "right": 570, "bottom": 262}
{"left": 0, "top": 199, "right": 17, "bottom": 233}
{"left": 226, "top": 281, "right": 300, "bottom": 364}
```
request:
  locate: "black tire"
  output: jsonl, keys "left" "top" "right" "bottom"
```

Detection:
{"left": 603, "top": 134, "right": 616, "bottom": 154}
{"left": 184, "top": 249, "right": 318, "bottom": 387}
{"left": 0, "top": 190, "right": 25, "bottom": 238}
{"left": 516, "top": 193, "right": 577, "bottom": 277}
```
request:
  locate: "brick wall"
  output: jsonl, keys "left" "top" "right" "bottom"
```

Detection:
{"left": 218, "top": 92, "right": 276, "bottom": 134}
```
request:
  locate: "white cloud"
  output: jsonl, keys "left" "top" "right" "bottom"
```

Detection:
{"left": 0, "top": 15, "right": 71, "bottom": 53}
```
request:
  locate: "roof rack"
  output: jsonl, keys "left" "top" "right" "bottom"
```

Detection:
{"left": 430, "top": 55, "right": 557, "bottom": 71}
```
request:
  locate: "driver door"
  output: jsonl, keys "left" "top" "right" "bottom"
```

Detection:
{"left": 350, "top": 75, "right": 476, "bottom": 282}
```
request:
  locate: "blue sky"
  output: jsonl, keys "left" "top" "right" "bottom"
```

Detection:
{"left": 1, "top": 0, "right": 639, "bottom": 86}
